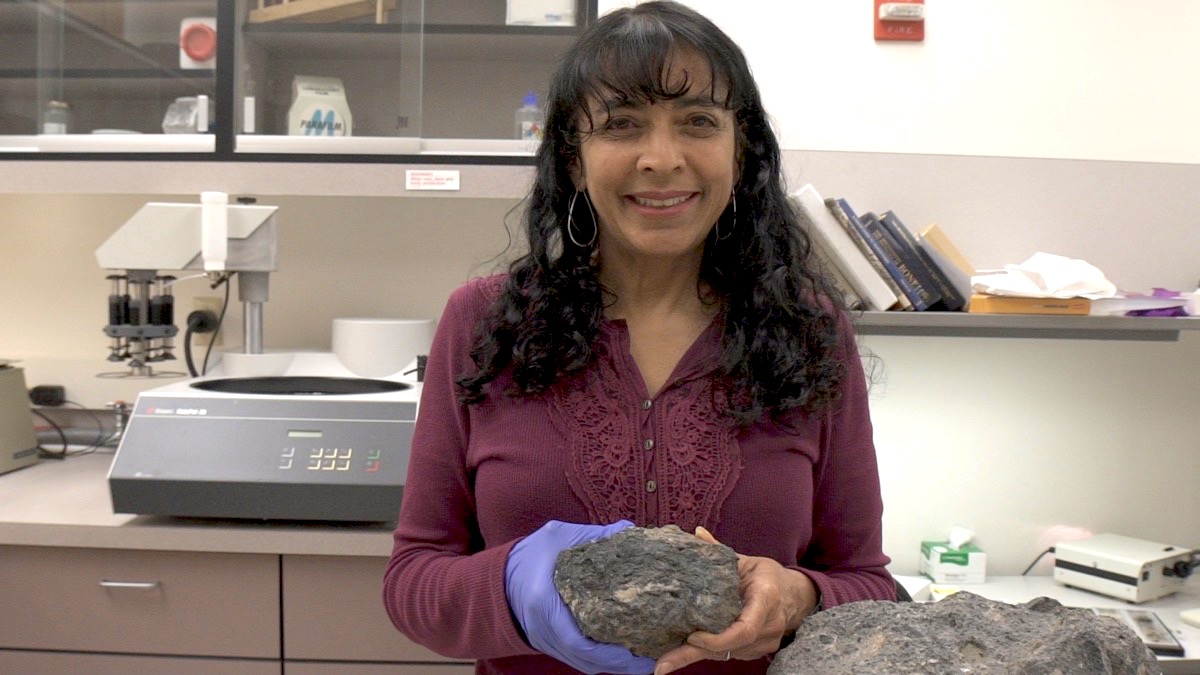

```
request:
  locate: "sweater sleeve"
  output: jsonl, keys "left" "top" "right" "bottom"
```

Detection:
{"left": 382, "top": 279, "right": 538, "bottom": 660}
{"left": 795, "top": 313, "right": 896, "bottom": 607}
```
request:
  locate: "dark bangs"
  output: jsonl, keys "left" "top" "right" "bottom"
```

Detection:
{"left": 553, "top": 5, "right": 750, "bottom": 142}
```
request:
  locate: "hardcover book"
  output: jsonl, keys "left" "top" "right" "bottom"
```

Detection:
{"left": 967, "top": 294, "right": 1091, "bottom": 315}
{"left": 792, "top": 185, "right": 899, "bottom": 311}
{"left": 856, "top": 209, "right": 940, "bottom": 311}
{"left": 825, "top": 198, "right": 913, "bottom": 310}
{"left": 879, "top": 211, "right": 966, "bottom": 311}
{"left": 917, "top": 223, "right": 975, "bottom": 304}
{"left": 807, "top": 234, "right": 865, "bottom": 310}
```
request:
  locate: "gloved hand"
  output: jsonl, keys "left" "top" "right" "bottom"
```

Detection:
{"left": 505, "top": 519, "right": 655, "bottom": 674}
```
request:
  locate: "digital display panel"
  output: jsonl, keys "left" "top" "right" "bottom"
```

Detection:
{"left": 288, "top": 430, "right": 323, "bottom": 438}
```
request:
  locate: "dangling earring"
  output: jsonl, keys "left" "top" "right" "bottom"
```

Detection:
{"left": 567, "top": 190, "right": 597, "bottom": 248}
{"left": 714, "top": 193, "right": 736, "bottom": 241}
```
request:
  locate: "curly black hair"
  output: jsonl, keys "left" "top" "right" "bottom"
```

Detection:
{"left": 457, "top": 1, "right": 848, "bottom": 424}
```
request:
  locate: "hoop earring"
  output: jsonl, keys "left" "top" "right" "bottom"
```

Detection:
{"left": 567, "top": 190, "right": 597, "bottom": 248}
{"left": 714, "top": 194, "right": 736, "bottom": 241}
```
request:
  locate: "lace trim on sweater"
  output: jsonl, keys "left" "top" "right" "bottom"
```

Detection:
{"left": 551, "top": 329, "right": 741, "bottom": 532}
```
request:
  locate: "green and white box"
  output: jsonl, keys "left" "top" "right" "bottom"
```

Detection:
{"left": 920, "top": 540, "right": 986, "bottom": 584}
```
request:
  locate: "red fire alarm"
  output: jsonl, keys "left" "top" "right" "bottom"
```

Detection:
{"left": 180, "top": 18, "right": 217, "bottom": 69}
{"left": 874, "top": 0, "right": 924, "bottom": 42}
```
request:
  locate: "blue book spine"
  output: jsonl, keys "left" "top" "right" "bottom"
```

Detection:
{"left": 879, "top": 211, "right": 966, "bottom": 311}
{"left": 835, "top": 200, "right": 934, "bottom": 311}
{"left": 878, "top": 210, "right": 950, "bottom": 309}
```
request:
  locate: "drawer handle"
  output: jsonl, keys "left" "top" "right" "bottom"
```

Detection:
{"left": 99, "top": 580, "right": 162, "bottom": 590}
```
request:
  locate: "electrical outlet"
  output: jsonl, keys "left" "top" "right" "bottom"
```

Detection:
{"left": 192, "top": 296, "right": 224, "bottom": 346}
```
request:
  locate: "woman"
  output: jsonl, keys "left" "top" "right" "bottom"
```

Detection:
{"left": 383, "top": 2, "right": 895, "bottom": 674}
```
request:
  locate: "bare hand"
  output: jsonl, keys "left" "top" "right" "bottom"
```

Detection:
{"left": 652, "top": 527, "right": 818, "bottom": 675}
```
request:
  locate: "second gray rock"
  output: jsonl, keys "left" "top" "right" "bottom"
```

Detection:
{"left": 767, "top": 591, "right": 1161, "bottom": 675}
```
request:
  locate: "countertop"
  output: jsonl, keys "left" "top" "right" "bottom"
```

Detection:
{"left": 0, "top": 452, "right": 396, "bottom": 556}
{"left": 5, "top": 454, "right": 1200, "bottom": 670}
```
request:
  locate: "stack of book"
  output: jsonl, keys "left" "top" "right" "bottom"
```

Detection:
{"left": 793, "top": 187, "right": 1195, "bottom": 318}
{"left": 792, "top": 184, "right": 971, "bottom": 312}
{"left": 969, "top": 253, "right": 1195, "bottom": 316}
{"left": 967, "top": 291, "right": 1194, "bottom": 316}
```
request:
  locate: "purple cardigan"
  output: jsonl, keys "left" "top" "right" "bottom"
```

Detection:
{"left": 383, "top": 275, "right": 894, "bottom": 674}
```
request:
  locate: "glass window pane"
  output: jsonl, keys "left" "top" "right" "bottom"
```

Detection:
{"left": 0, "top": 0, "right": 219, "bottom": 152}
{"left": 236, "top": 0, "right": 424, "bottom": 154}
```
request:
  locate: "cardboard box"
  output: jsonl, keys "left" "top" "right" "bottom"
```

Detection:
{"left": 920, "top": 540, "right": 986, "bottom": 584}
{"left": 507, "top": 0, "right": 575, "bottom": 26}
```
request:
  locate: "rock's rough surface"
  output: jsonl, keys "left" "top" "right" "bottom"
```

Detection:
{"left": 768, "top": 591, "right": 1161, "bottom": 675}
{"left": 553, "top": 525, "right": 741, "bottom": 658}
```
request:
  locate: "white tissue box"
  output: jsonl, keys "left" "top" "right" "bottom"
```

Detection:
{"left": 920, "top": 540, "right": 986, "bottom": 584}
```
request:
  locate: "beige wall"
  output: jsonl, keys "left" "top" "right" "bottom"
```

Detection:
{"left": 863, "top": 330, "right": 1200, "bottom": 576}
{"left": 613, "top": 0, "right": 1200, "bottom": 164}
{"left": 1, "top": 0, "right": 1195, "bottom": 599}
{"left": 3, "top": 184, "right": 1197, "bottom": 578}
{"left": 0, "top": 192, "right": 518, "bottom": 405}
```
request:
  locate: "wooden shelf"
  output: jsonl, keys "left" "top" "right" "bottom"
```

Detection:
{"left": 855, "top": 311, "right": 1200, "bottom": 341}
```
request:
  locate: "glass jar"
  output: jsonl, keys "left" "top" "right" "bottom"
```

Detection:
{"left": 42, "top": 100, "right": 72, "bottom": 134}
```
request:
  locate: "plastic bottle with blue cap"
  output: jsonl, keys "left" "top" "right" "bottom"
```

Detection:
{"left": 515, "top": 90, "right": 543, "bottom": 141}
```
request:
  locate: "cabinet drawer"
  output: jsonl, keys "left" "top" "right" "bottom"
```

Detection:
{"left": 282, "top": 555, "right": 469, "bottom": 664}
{"left": 0, "top": 649, "right": 280, "bottom": 674}
{"left": 0, "top": 545, "right": 280, "bottom": 658}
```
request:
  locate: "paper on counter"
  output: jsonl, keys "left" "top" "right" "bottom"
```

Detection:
{"left": 971, "top": 252, "right": 1117, "bottom": 299}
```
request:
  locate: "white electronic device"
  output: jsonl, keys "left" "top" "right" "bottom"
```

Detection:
{"left": 1054, "top": 533, "right": 1196, "bottom": 604}
{"left": 97, "top": 196, "right": 429, "bottom": 523}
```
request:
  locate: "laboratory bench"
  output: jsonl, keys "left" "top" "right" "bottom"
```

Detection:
{"left": 0, "top": 452, "right": 473, "bottom": 673}
{"left": 5, "top": 454, "right": 1199, "bottom": 673}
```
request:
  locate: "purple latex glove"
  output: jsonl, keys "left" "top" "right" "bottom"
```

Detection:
{"left": 505, "top": 519, "right": 655, "bottom": 674}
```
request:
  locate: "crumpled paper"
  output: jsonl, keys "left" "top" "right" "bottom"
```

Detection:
{"left": 971, "top": 252, "right": 1118, "bottom": 299}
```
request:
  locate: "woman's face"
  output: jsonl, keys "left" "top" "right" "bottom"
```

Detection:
{"left": 573, "top": 50, "right": 739, "bottom": 265}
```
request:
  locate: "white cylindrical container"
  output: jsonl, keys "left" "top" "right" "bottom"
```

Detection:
{"left": 332, "top": 318, "right": 434, "bottom": 378}
{"left": 200, "top": 190, "right": 228, "bottom": 271}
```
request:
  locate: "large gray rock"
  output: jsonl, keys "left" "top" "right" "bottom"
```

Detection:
{"left": 554, "top": 524, "right": 741, "bottom": 658}
{"left": 768, "top": 591, "right": 1161, "bottom": 675}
